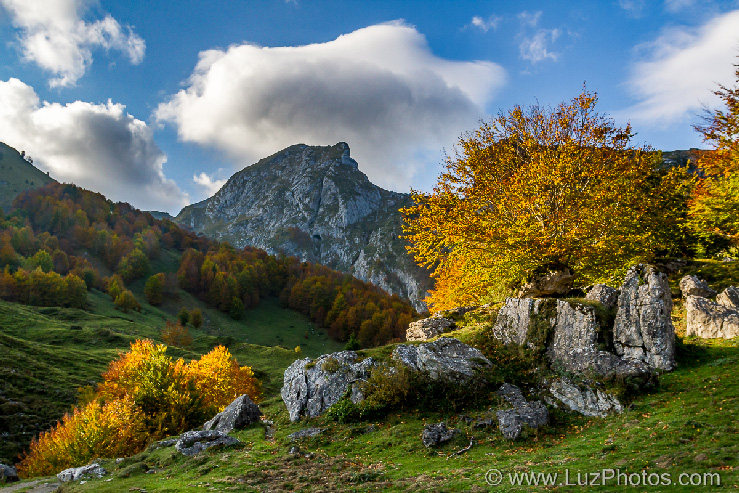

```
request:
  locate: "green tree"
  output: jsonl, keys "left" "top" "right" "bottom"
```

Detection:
{"left": 402, "top": 89, "right": 687, "bottom": 310}
{"left": 190, "top": 308, "right": 203, "bottom": 328}
{"left": 144, "top": 273, "right": 165, "bottom": 306}
{"left": 177, "top": 307, "right": 190, "bottom": 326}
{"left": 115, "top": 289, "right": 141, "bottom": 313}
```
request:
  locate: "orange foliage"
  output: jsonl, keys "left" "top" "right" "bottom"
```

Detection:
{"left": 187, "top": 345, "right": 261, "bottom": 411}
{"left": 161, "top": 320, "right": 193, "bottom": 348}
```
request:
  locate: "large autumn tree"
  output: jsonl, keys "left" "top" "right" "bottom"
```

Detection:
{"left": 402, "top": 89, "right": 689, "bottom": 311}
{"left": 689, "top": 60, "right": 739, "bottom": 255}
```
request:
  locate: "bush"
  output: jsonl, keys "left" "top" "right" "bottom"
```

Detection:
{"left": 161, "top": 320, "right": 193, "bottom": 348}
{"left": 190, "top": 308, "right": 203, "bottom": 328}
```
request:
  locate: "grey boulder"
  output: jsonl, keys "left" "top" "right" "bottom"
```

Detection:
{"left": 406, "top": 316, "right": 455, "bottom": 341}
{"left": 585, "top": 284, "right": 620, "bottom": 311}
{"left": 546, "top": 378, "right": 623, "bottom": 417}
{"left": 281, "top": 351, "right": 375, "bottom": 422}
{"left": 517, "top": 268, "right": 575, "bottom": 297}
{"left": 717, "top": 286, "right": 739, "bottom": 310}
{"left": 679, "top": 275, "right": 717, "bottom": 299}
{"left": 288, "top": 428, "right": 325, "bottom": 441}
{"left": 0, "top": 463, "right": 18, "bottom": 483}
{"left": 57, "top": 463, "right": 107, "bottom": 482}
{"left": 392, "top": 337, "right": 492, "bottom": 383}
{"left": 614, "top": 264, "right": 676, "bottom": 371}
{"left": 492, "top": 298, "right": 552, "bottom": 347}
{"left": 175, "top": 430, "right": 240, "bottom": 456}
{"left": 421, "top": 422, "right": 460, "bottom": 448}
{"left": 686, "top": 295, "right": 739, "bottom": 339}
{"left": 495, "top": 384, "right": 549, "bottom": 440}
{"left": 203, "top": 394, "right": 261, "bottom": 433}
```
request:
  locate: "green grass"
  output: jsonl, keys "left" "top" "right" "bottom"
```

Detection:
{"left": 0, "top": 142, "right": 54, "bottom": 213}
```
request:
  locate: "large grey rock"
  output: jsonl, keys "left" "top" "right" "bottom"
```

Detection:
{"left": 174, "top": 143, "right": 431, "bottom": 311}
{"left": 203, "top": 394, "right": 261, "bottom": 433}
{"left": 686, "top": 295, "right": 739, "bottom": 339}
{"left": 175, "top": 430, "right": 240, "bottom": 456}
{"left": 57, "top": 463, "right": 107, "bottom": 482}
{"left": 0, "top": 463, "right": 18, "bottom": 483}
{"left": 281, "top": 351, "right": 375, "bottom": 422}
{"left": 492, "top": 298, "right": 551, "bottom": 346}
{"left": 547, "top": 378, "right": 623, "bottom": 417}
{"left": 391, "top": 337, "right": 492, "bottom": 383}
{"left": 717, "top": 286, "right": 739, "bottom": 310}
{"left": 518, "top": 268, "right": 575, "bottom": 297}
{"left": 679, "top": 275, "right": 717, "bottom": 299}
{"left": 406, "top": 316, "right": 455, "bottom": 341}
{"left": 495, "top": 384, "right": 548, "bottom": 440}
{"left": 421, "top": 422, "right": 460, "bottom": 448}
{"left": 586, "top": 284, "right": 620, "bottom": 311}
{"left": 613, "top": 264, "right": 676, "bottom": 371}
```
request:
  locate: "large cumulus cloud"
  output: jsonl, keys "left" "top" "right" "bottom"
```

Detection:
{"left": 622, "top": 9, "right": 739, "bottom": 125}
{"left": 156, "top": 22, "right": 506, "bottom": 192}
{"left": 0, "top": 0, "right": 145, "bottom": 87}
{"left": 0, "top": 78, "right": 187, "bottom": 212}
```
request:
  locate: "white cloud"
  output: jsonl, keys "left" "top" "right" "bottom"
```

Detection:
{"left": 619, "top": 0, "right": 647, "bottom": 16}
{"left": 517, "top": 11, "right": 561, "bottom": 63}
{"left": 193, "top": 172, "right": 227, "bottom": 196}
{"left": 156, "top": 22, "right": 506, "bottom": 192}
{"left": 0, "top": 0, "right": 145, "bottom": 87}
{"left": 663, "top": 0, "right": 697, "bottom": 12}
{"left": 470, "top": 15, "right": 501, "bottom": 33}
{"left": 621, "top": 10, "right": 739, "bottom": 125}
{"left": 0, "top": 78, "right": 187, "bottom": 213}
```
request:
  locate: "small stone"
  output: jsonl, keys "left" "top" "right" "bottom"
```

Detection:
{"left": 175, "top": 430, "right": 240, "bottom": 456}
{"left": 203, "top": 394, "right": 261, "bottom": 433}
{"left": 406, "top": 316, "right": 455, "bottom": 341}
{"left": 58, "top": 463, "right": 107, "bottom": 482}
{"left": 421, "top": 422, "right": 460, "bottom": 448}
{"left": 288, "top": 428, "right": 325, "bottom": 441}
{"left": 495, "top": 384, "right": 548, "bottom": 440}
{"left": 0, "top": 463, "right": 18, "bottom": 483}
{"left": 694, "top": 453, "right": 708, "bottom": 462}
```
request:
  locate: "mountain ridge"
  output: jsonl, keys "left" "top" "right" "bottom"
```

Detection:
{"left": 175, "top": 142, "right": 431, "bottom": 311}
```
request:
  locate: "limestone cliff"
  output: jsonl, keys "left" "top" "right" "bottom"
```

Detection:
{"left": 175, "top": 142, "right": 431, "bottom": 311}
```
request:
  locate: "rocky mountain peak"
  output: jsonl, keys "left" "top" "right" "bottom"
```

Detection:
{"left": 175, "top": 142, "right": 431, "bottom": 311}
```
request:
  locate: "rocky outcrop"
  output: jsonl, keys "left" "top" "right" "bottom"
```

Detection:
{"left": 175, "top": 430, "right": 240, "bottom": 456}
{"left": 546, "top": 378, "right": 623, "bottom": 417}
{"left": 717, "top": 286, "right": 739, "bottom": 309}
{"left": 281, "top": 351, "right": 375, "bottom": 422}
{"left": 421, "top": 422, "right": 460, "bottom": 447}
{"left": 518, "top": 268, "right": 575, "bottom": 297}
{"left": 686, "top": 295, "right": 739, "bottom": 339}
{"left": 391, "top": 337, "right": 492, "bottom": 383}
{"left": 0, "top": 463, "right": 18, "bottom": 483}
{"left": 679, "top": 275, "right": 717, "bottom": 299}
{"left": 175, "top": 143, "right": 431, "bottom": 310}
{"left": 57, "top": 463, "right": 107, "bottom": 482}
{"left": 586, "top": 284, "right": 620, "bottom": 311}
{"left": 495, "top": 384, "right": 549, "bottom": 440}
{"left": 492, "top": 298, "right": 550, "bottom": 346}
{"left": 613, "top": 264, "right": 675, "bottom": 371}
{"left": 203, "top": 394, "right": 262, "bottom": 433}
{"left": 406, "top": 316, "right": 455, "bottom": 341}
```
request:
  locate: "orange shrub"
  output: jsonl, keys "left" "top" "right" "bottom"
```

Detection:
{"left": 161, "top": 320, "right": 193, "bottom": 348}
{"left": 187, "top": 345, "right": 261, "bottom": 411}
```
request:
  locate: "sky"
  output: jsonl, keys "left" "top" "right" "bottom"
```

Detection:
{"left": 0, "top": 0, "right": 738, "bottom": 214}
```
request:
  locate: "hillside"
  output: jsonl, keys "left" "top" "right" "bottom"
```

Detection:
{"left": 175, "top": 143, "right": 432, "bottom": 312}
{"left": 4, "top": 260, "right": 737, "bottom": 491}
{"left": 0, "top": 143, "right": 55, "bottom": 213}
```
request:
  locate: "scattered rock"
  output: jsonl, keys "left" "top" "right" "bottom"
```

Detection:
{"left": 392, "top": 337, "right": 492, "bottom": 383}
{"left": 203, "top": 394, "right": 262, "bottom": 433}
{"left": 57, "top": 463, "right": 107, "bottom": 482}
{"left": 613, "top": 264, "right": 676, "bottom": 371}
{"left": 686, "top": 295, "right": 739, "bottom": 339}
{"left": 585, "top": 284, "right": 620, "bottom": 311}
{"left": 289, "top": 446, "right": 302, "bottom": 455}
{"left": 694, "top": 453, "right": 708, "bottom": 462}
{"left": 717, "top": 286, "right": 739, "bottom": 310}
{"left": 518, "top": 268, "right": 575, "bottom": 297}
{"left": 288, "top": 428, "right": 325, "bottom": 441}
{"left": 0, "top": 463, "right": 18, "bottom": 483}
{"left": 546, "top": 378, "right": 623, "bottom": 417}
{"left": 406, "top": 316, "right": 455, "bottom": 341}
{"left": 147, "top": 437, "right": 179, "bottom": 451}
{"left": 281, "top": 351, "right": 375, "bottom": 422}
{"left": 679, "top": 275, "right": 716, "bottom": 299}
{"left": 495, "top": 384, "right": 548, "bottom": 440}
{"left": 473, "top": 417, "right": 495, "bottom": 429}
{"left": 421, "top": 422, "right": 460, "bottom": 448}
{"left": 174, "top": 430, "right": 240, "bottom": 456}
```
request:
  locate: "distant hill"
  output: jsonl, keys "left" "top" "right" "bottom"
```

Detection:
{"left": 0, "top": 142, "right": 55, "bottom": 213}
{"left": 175, "top": 142, "right": 432, "bottom": 311}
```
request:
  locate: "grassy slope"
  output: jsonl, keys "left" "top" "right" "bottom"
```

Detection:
{"left": 0, "top": 245, "right": 342, "bottom": 464}
{"left": 0, "top": 142, "right": 55, "bottom": 213}
{"left": 4, "top": 260, "right": 739, "bottom": 492}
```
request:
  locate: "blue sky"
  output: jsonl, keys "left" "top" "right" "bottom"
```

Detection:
{"left": 0, "top": 0, "right": 738, "bottom": 214}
